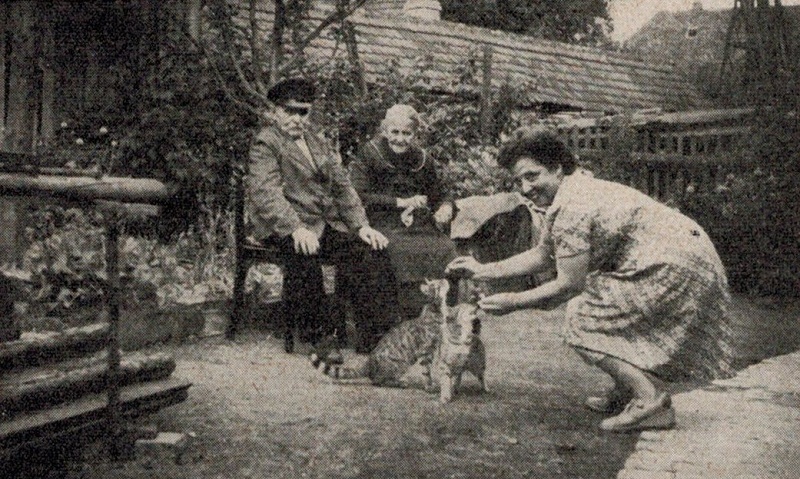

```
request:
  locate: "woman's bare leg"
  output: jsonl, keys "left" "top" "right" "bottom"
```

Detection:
{"left": 595, "top": 355, "right": 659, "bottom": 402}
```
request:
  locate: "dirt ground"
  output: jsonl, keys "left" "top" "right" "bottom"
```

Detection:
{"left": 55, "top": 295, "right": 800, "bottom": 479}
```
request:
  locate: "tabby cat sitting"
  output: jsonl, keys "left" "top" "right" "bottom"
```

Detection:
{"left": 310, "top": 278, "right": 486, "bottom": 403}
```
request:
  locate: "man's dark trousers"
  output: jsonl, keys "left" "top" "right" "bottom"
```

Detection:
{"left": 269, "top": 228, "right": 400, "bottom": 353}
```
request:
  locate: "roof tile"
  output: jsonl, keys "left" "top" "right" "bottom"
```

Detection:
{"left": 233, "top": 0, "right": 709, "bottom": 112}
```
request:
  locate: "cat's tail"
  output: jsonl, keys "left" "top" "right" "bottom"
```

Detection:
{"left": 310, "top": 353, "right": 368, "bottom": 380}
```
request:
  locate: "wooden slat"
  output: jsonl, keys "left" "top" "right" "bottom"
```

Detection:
{"left": 0, "top": 378, "right": 191, "bottom": 457}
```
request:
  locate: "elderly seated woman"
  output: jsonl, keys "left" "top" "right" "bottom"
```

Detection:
{"left": 349, "top": 104, "right": 458, "bottom": 318}
{"left": 447, "top": 128, "right": 735, "bottom": 432}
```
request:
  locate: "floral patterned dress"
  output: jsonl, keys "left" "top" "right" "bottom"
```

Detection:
{"left": 545, "top": 173, "right": 735, "bottom": 381}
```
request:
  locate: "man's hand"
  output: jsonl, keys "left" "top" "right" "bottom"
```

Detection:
{"left": 396, "top": 195, "right": 428, "bottom": 210}
{"left": 358, "top": 226, "right": 389, "bottom": 251}
{"left": 291, "top": 227, "right": 320, "bottom": 255}
{"left": 478, "top": 292, "right": 520, "bottom": 315}
{"left": 433, "top": 202, "right": 454, "bottom": 229}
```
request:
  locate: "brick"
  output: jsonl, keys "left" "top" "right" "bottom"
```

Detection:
{"left": 617, "top": 469, "right": 674, "bottom": 479}
{"left": 134, "top": 432, "right": 189, "bottom": 465}
{"left": 639, "top": 430, "right": 673, "bottom": 441}
{"left": 624, "top": 452, "right": 679, "bottom": 472}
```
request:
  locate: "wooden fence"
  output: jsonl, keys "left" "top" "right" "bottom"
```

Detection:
{"left": 544, "top": 108, "right": 756, "bottom": 203}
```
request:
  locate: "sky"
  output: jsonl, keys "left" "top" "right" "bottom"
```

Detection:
{"left": 609, "top": 0, "right": 800, "bottom": 41}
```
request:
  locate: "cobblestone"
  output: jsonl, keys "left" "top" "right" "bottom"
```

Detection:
{"left": 618, "top": 350, "right": 800, "bottom": 479}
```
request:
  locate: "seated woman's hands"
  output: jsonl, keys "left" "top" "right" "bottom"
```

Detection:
{"left": 433, "top": 202, "right": 454, "bottom": 229}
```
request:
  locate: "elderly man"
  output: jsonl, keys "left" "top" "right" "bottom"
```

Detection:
{"left": 246, "top": 77, "right": 400, "bottom": 354}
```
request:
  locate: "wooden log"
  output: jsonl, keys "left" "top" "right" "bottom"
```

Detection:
{"left": 0, "top": 174, "right": 174, "bottom": 204}
{"left": 0, "top": 377, "right": 191, "bottom": 461}
{"left": 0, "top": 323, "right": 110, "bottom": 372}
{"left": 0, "top": 352, "right": 176, "bottom": 415}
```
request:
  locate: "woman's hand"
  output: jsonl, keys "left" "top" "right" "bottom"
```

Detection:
{"left": 445, "top": 256, "right": 491, "bottom": 280}
{"left": 478, "top": 293, "right": 521, "bottom": 315}
{"left": 433, "top": 203, "right": 454, "bottom": 228}
{"left": 396, "top": 195, "right": 428, "bottom": 210}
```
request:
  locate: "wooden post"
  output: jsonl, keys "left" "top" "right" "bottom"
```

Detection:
{"left": 104, "top": 213, "right": 123, "bottom": 457}
{"left": 652, "top": 165, "right": 662, "bottom": 200}
{"left": 0, "top": 2, "right": 7, "bottom": 145}
{"left": 229, "top": 169, "right": 246, "bottom": 340}
{"left": 480, "top": 44, "right": 493, "bottom": 143}
{"left": 343, "top": 21, "right": 367, "bottom": 98}
{"left": 5, "top": 2, "right": 37, "bottom": 153}
{"left": 38, "top": 4, "right": 56, "bottom": 148}
{"left": 186, "top": 0, "right": 202, "bottom": 41}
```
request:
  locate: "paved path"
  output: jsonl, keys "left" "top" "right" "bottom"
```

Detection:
{"left": 618, "top": 346, "right": 800, "bottom": 478}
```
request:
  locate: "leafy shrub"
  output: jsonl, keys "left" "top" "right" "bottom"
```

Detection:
{"left": 438, "top": 146, "right": 512, "bottom": 197}
{"left": 22, "top": 208, "right": 108, "bottom": 318}
{"left": 584, "top": 108, "right": 800, "bottom": 297}
{"left": 680, "top": 168, "right": 800, "bottom": 296}
{"left": 19, "top": 206, "right": 243, "bottom": 323}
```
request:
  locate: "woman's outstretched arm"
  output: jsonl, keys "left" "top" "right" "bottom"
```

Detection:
{"left": 478, "top": 252, "right": 588, "bottom": 314}
{"left": 446, "top": 238, "right": 553, "bottom": 280}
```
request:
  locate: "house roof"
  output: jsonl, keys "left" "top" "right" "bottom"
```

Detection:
{"left": 359, "top": 0, "right": 406, "bottom": 17}
{"left": 625, "top": 5, "right": 800, "bottom": 64}
{"left": 240, "top": 1, "right": 709, "bottom": 113}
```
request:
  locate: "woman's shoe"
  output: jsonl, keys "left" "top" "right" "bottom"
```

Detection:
{"left": 599, "top": 393, "right": 675, "bottom": 432}
{"left": 585, "top": 387, "right": 634, "bottom": 414}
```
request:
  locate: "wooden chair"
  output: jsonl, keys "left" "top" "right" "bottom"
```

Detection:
{"left": 228, "top": 169, "right": 281, "bottom": 340}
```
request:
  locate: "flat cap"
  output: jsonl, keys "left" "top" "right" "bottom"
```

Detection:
{"left": 266, "top": 77, "right": 316, "bottom": 107}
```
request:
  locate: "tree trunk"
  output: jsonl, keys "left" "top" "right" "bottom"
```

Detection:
{"left": 269, "top": 0, "right": 286, "bottom": 86}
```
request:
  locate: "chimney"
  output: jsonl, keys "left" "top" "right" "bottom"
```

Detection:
{"left": 691, "top": 1, "right": 703, "bottom": 11}
{"left": 403, "top": 0, "right": 442, "bottom": 21}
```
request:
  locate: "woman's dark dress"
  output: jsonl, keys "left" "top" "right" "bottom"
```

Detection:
{"left": 350, "top": 137, "right": 457, "bottom": 317}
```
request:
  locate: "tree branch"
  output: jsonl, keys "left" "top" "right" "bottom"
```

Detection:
{"left": 216, "top": 10, "right": 269, "bottom": 105}
{"left": 277, "top": 0, "right": 371, "bottom": 78}
{"left": 248, "top": 0, "right": 267, "bottom": 95}
{"left": 269, "top": 0, "right": 286, "bottom": 85}
{"left": 181, "top": 26, "right": 265, "bottom": 118}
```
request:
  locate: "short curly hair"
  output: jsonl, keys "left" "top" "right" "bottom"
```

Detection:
{"left": 497, "top": 127, "right": 576, "bottom": 174}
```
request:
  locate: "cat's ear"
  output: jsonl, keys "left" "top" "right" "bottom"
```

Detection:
{"left": 420, "top": 279, "right": 430, "bottom": 292}
{"left": 420, "top": 279, "right": 437, "bottom": 299}
{"left": 439, "top": 278, "right": 450, "bottom": 298}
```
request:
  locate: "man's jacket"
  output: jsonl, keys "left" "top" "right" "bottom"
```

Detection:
{"left": 246, "top": 125, "right": 368, "bottom": 240}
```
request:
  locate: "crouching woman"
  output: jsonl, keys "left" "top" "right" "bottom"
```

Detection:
{"left": 447, "top": 129, "right": 735, "bottom": 432}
